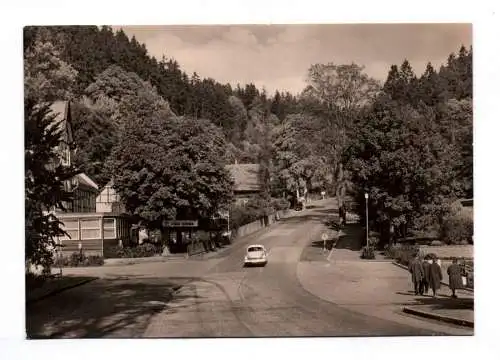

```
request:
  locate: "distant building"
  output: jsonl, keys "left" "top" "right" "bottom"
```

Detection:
{"left": 225, "top": 163, "right": 260, "bottom": 205}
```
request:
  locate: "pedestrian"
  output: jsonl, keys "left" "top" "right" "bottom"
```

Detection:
{"left": 409, "top": 255, "right": 424, "bottom": 295}
{"left": 447, "top": 258, "right": 463, "bottom": 298}
{"left": 422, "top": 257, "right": 432, "bottom": 295}
{"left": 428, "top": 258, "right": 443, "bottom": 297}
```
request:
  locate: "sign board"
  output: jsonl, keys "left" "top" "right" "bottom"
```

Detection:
{"left": 321, "top": 233, "right": 329, "bottom": 241}
{"left": 165, "top": 220, "right": 198, "bottom": 228}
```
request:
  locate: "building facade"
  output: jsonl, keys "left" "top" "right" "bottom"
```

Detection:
{"left": 225, "top": 163, "right": 260, "bottom": 205}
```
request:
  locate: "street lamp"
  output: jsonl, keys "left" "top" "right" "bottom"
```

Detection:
{"left": 364, "top": 193, "right": 369, "bottom": 248}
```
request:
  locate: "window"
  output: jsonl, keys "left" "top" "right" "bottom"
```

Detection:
{"left": 248, "top": 246, "right": 264, "bottom": 252}
{"left": 103, "top": 218, "right": 116, "bottom": 239}
{"left": 80, "top": 218, "right": 101, "bottom": 239}
{"left": 60, "top": 219, "right": 78, "bottom": 240}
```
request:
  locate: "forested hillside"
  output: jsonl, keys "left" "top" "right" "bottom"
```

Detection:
{"left": 24, "top": 26, "right": 472, "bottom": 247}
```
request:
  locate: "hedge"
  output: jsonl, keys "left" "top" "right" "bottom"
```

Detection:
{"left": 384, "top": 244, "right": 420, "bottom": 266}
{"left": 53, "top": 252, "right": 104, "bottom": 267}
{"left": 230, "top": 197, "right": 290, "bottom": 231}
{"left": 440, "top": 214, "right": 473, "bottom": 245}
{"left": 103, "top": 243, "right": 162, "bottom": 259}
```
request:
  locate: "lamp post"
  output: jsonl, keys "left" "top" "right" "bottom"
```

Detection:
{"left": 364, "top": 193, "right": 369, "bottom": 248}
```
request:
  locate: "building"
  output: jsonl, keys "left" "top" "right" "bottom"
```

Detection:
{"left": 49, "top": 100, "right": 100, "bottom": 213}
{"left": 55, "top": 212, "right": 133, "bottom": 257}
{"left": 225, "top": 163, "right": 260, "bottom": 205}
{"left": 96, "top": 180, "right": 126, "bottom": 213}
{"left": 47, "top": 102, "right": 134, "bottom": 257}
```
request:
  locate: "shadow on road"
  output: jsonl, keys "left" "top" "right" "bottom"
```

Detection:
{"left": 26, "top": 277, "right": 201, "bottom": 338}
{"left": 411, "top": 296, "right": 474, "bottom": 311}
{"left": 279, "top": 214, "right": 331, "bottom": 225}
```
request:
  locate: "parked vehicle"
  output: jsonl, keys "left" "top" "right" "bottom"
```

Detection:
{"left": 244, "top": 244, "right": 268, "bottom": 267}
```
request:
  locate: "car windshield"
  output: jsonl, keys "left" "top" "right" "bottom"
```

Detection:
{"left": 248, "top": 247, "right": 263, "bottom": 252}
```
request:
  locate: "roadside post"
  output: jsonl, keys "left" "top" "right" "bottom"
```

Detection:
{"left": 322, "top": 232, "right": 329, "bottom": 252}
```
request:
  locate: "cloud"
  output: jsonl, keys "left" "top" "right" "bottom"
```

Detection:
{"left": 121, "top": 24, "right": 472, "bottom": 94}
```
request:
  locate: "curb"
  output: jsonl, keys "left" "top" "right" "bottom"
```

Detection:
{"left": 27, "top": 277, "right": 97, "bottom": 305}
{"left": 403, "top": 306, "right": 474, "bottom": 328}
{"left": 391, "top": 261, "right": 474, "bottom": 293}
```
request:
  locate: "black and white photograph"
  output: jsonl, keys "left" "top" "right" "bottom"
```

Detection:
{"left": 21, "top": 22, "right": 476, "bottom": 339}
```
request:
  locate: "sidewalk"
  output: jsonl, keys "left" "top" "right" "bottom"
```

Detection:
{"left": 297, "top": 256, "right": 473, "bottom": 334}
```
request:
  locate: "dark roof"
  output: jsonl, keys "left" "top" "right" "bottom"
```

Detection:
{"left": 225, "top": 163, "right": 260, "bottom": 192}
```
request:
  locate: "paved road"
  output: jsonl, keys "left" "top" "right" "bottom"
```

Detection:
{"left": 26, "top": 199, "right": 459, "bottom": 338}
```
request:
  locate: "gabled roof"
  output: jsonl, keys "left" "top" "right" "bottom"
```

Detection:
{"left": 75, "top": 173, "right": 99, "bottom": 190}
{"left": 49, "top": 100, "right": 73, "bottom": 144}
{"left": 225, "top": 163, "right": 260, "bottom": 192}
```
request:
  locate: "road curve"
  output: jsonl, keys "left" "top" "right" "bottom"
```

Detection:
{"left": 157, "top": 200, "right": 451, "bottom": 337}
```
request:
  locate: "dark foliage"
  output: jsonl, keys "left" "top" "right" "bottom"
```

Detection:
{"left": 103, "top": 243, "right": 162, "bottom": 259}
{"left": 53, "top": 252, "right": 104, "bottom": 267}
{"left": 360, "top": 246, "right": 375, "bottom": 259}
{"left": 25, "top": 100, "right": 79, "bottom": 271}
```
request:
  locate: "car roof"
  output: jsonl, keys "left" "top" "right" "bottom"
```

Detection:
{"left": 247, "top": 244, "right": 265, "bottom": 249}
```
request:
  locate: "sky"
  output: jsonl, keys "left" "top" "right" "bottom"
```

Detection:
{"left": 118, "top": 24, "right": 471, "bottom": 95}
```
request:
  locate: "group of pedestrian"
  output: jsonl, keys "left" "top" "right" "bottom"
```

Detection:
{"left": 409, "top": 255, "right": 442, "bottom": 297}
{"left": 409, "top": 254, "right": 464, "bottom": 298}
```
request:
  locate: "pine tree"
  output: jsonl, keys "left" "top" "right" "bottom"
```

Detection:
{"left": 25, "top": 100, "right": 79, "bottom": 272}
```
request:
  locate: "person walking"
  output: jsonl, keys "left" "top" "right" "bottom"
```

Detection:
{"left": 447, "top": 258, "right": 463, "bottom": 298}
{"left": 409, "top": 255, "right": 424, "bottom": 295}
{"left": 428, "top": 258, "right": 443, "bottom": 297}
{"left": 422, "top": 258, "right": 432, "bottom": 295}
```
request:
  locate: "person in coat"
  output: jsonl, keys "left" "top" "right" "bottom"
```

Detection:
{"left": 422, "top": 258, "right": 432, "bottom": 295}
{"left": 428, "top": 258, "right": 443, "bottom": 297}
{"left": 409, "top": 255, "right": 425, "bottom": 295}
{"left": 447, "top": 258, "right": 463, "bottom": 298}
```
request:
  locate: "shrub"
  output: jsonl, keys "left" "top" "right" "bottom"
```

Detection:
{"left": 104, "top": 245, "right": 131, "bottom": 259}
{"left": 440, "top": 215, "right": 473, "bottom": 245}
{"left": 361, "top": 246, "right": 375, "bottom": 259}
{"left": 385, "top": 244, "right": 420, "bottom": 266}
{"left": 69, "top": 252, "right": 83, "bottom": 267}
{"left": 53, "top": 252, "right": 104, "bottom": 267}
{"left": 104, "top": 243, "right": 161, "bottom": 259}
{"left": 87, "top": 255, "right": 105, "bottom": 266}
{"left": 132, "top": 243, "right": 159, "bottom": 258}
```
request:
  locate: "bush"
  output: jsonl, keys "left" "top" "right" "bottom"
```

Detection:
{"left": 87, "top": 255, "right": 105, "bottom": 266}
{"left": 104, "top": 246, "right": 132, "bottom": 259}
{"left": 385, "top": 244, "right": 420, "bottom": 266}
{"left": 54, "top": 252, "right": 104, "bottom": 267}
{"left": 104, "top": 243, "right": 161, "bottom": 259}
{"left": 440, "top": 215, "right": 473, "bottom": 245}
{"left": 361, "top": 246, "right": 375, "bottom": 259}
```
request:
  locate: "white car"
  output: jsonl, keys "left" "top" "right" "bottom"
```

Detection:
{"left": 244, "top": 244, "right": 268, "bottom": 267}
